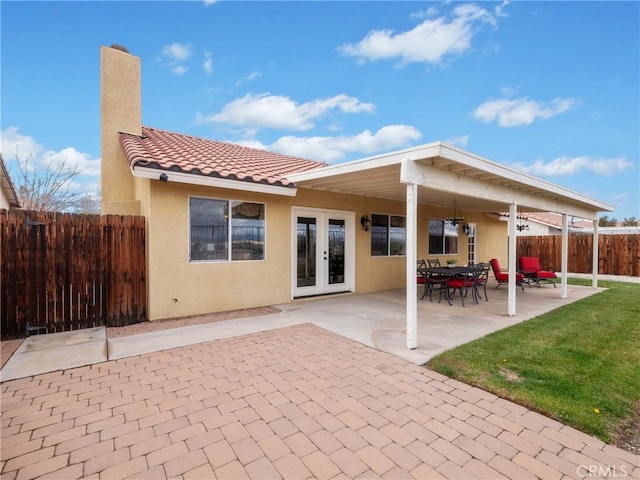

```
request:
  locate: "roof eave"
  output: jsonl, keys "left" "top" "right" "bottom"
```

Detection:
{"left": 132, "top": 166, "right": 298, "bottom": 197}
{"left": 285, "top": 141, "right": 614, "bottom": 214}
{"left": 0, "top": 157, "right": 21, "bottom": 208}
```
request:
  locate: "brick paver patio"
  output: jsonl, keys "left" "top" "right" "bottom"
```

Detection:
{"left": 1, "top": 323, "right": 637, "bottom": 479}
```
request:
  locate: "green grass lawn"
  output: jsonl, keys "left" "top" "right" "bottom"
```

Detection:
{"left": 426, "top": 279, "right": 640, "bottom": 444}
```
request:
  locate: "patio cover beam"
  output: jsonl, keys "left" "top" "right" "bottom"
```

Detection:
{"left": 398, "top": 158, "right": 599, "bottom": 219}
{"left": 508, "top": 203, "right": 517, "bottom": 316}
{"left": 561, "top": 214, "right": 569, "bottom": 298}
{"left": 405, "top": 179, "right": 418, "bottom": 350}
{"left": 592, "top": 221, "right": 599, "bottom": 287}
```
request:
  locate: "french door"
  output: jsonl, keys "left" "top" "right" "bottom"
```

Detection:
{"left": 292, "top": 208, "right": 354, "bottom": 298}
{"left": 467, "top": 223, "right": 477, "bottom": 265}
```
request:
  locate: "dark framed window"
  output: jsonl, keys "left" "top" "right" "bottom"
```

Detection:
{"left": 371, "top": 213, "right": 406, "bottom": 256}
{"left": 428, "top": 219, "right": 459, "bottom": 255}
{"left": 190, "top": 197, "right": 265, "bottom": 262}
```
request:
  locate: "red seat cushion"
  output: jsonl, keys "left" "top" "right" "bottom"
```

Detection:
{"left": 447, "top": 278, "right": 475, "bottom": 288}
{"left": 537, "top": 271, "right": 557, "bottom": 279}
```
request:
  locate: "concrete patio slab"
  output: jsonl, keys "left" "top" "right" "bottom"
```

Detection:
{"left": 0, "top": 283, "right": 604, "bottom": 382}
{"left": 0, "top": 327, "right": 107, "bottom": 382}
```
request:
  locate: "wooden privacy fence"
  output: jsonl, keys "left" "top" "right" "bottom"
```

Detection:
{"left": 1, "top": 209, "right": 146, "bottom": 338}
{"left": 517, "top": 234, "right": 640, "bottom": 277}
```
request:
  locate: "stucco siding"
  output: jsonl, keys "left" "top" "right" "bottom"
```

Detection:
{"left": 143, "top": 180, "right": 508, "bottom": 321}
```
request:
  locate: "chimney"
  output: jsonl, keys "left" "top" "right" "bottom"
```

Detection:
{"left": 100, "top": 44, "right": 142, "bottom": 215}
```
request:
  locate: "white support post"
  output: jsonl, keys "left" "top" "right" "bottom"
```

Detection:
{"left": 406, "top": 182, "right": 418, "bottom": 350}
{"left": 508, "top": 203, "right": 517, "bottom": 316}
{"left": 592, "top": 220, "right": 599, "bottom": 288}
{"left": 561, "top": 214, "right": 569, "bottom": 299}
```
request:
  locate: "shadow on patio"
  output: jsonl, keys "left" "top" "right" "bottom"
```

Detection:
{"left": 279, "top": 281, "right": 604, "bottom": 365}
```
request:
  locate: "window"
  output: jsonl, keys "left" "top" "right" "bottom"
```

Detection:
{"left": 428, "top": 219, "right": 459, "bottom": 255}
{"left": 190, "top": 197, "right": 265, "bottom": 262}
{"left": 371, "top": 213, "right": 406, "bottom": 256}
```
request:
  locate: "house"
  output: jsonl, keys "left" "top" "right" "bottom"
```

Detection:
{"left": 101, "top": 45, "right": 613, "bottom": 349}
{"left": 0, "top": 154, "right": 21, "bottom": 210}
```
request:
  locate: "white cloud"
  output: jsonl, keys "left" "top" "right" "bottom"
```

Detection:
{"left": 611, "top": 192, "right": 629, "bottom": 202}
{"left": 1, "top": 127, "right": 101, "bottom": 179}
{"left": 445, "top": 135, "right": 469, "bottom": 147}
{"left": 473, "top": 96, "right": 579, "bottom": 127}
{"left": 160, "top": 42, "right": 193, "bottom": 74}
{"left": 199, "top": 93, "right": 375, "bottom": 131}
{"left": 235, "top": 72, "right": 262, "bottom": 87}
{"left": 161, "top": 43, "right": 193, "bottom": 62}
{"left": 254, "top": 125, "right": 422, "bottom": 163}
{"left": 512, "top": 155, "right": 633, "bottom": 177}
{"left": 203, "top": 0, "right": 217, "bottom": 5}
{"left": 172, "top": 65, "right": 188, "bottom": 75}
{"left": 338, "top": 3, "right": 499, "bottom": 65}
{"left": 203, "top": 51, "right": 213, "bottom": 75}
{"left": 410, "top": 6, "right": 439, "bottom": 20}
{"left": 495, "top": 0, "right": 510, "bottom": 18}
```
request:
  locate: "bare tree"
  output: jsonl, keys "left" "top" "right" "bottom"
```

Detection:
{"left": 12, "top": 148, "right": 100, "bottom": 213}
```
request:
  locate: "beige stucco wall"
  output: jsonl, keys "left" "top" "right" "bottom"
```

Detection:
{"left": 143, "top": 180, "right": 508, "bottom": 321}
{"left": 100, "top": 45, "right": 143, "bottom": 216}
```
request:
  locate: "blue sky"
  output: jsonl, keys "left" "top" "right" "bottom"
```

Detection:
{"left": 2, "top": 1, "right": 638, "bottom": 219}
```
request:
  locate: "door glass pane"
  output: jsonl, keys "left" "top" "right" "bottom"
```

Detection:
{"left": 297, "top": 217, "right": 316, "bottom": 287}
{"left": 328, "top": 219, "right": 345, "bottom": 285}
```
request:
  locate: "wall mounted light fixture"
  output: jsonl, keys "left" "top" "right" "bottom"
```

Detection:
{"left": 159, "top": 173, "right": 168, "bottom": 182}
{"left": 360, "top": 215, "right": 371, "bottom": 232}
{"left": 516, "top": 215, "right": 530, "bottom": 232}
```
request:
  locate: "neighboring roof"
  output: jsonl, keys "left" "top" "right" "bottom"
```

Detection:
{"left": 285, "top": 142, "right": 614, "bottom": 219}
{"left": 527, "top": 212, "right": 593, "bottom": 229}
{"left": 0, "top": 153, "right": 21, "bottom": 208}
{"left": 119, "top": 126, "right": 325, "bottom": 190}
{"left": 499, "top": 212, "right": 639, "bottom": 234}
{"left": 503, "top": 212, "right": 594, "bottom": 229}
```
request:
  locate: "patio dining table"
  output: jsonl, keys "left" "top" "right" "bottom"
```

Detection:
{"left": 418, "top": 265, "right": 482, "bottom": 305}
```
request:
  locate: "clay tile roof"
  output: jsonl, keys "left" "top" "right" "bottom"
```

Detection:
{"left": 524, "top": 212, "right": 593, "bottom": 229}
{"left": 119, "top": 126, "right": 326, "bottom": 188}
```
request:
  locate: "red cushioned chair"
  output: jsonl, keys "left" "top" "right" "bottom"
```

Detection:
{"left": 490, "top": 258, "right": 525, "bottom": 292}
{"left": 518, "top": 256, "right": 557, "bottom": 288}
{"left": 442, "top": 267, "right": 480, "bottom": 307}
{"left": 417, "top": 259, "right": 428, "bottom": 298}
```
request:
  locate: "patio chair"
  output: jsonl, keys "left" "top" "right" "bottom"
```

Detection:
{"left": 417, "top": 259, "right": 428, "bottom": 299}
{"left": 473, "top": 262, "right": 491, "bottom": 301}
{"left": 417, "top": 259, "right": 447, "bottom": 302}
{"left": 489, "top": 258, "right": 525, "bottom": 292}
{"left": 441, "top": 267, "right": 480, "bottom": 307}
{"left": 518, "top": 257, "right": 557, "bottom": 287}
